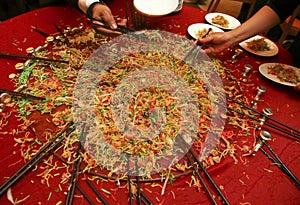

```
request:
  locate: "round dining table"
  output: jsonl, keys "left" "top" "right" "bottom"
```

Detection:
{"left": 0, "top": 1, "right": 299, "bottom": 205}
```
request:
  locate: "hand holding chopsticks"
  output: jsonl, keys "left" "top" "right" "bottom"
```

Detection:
{"left": 181, "top": 28, "right": 212, "bottom": 66}
{"left": 88, "top": 17, "right": 134, "bottom": 35}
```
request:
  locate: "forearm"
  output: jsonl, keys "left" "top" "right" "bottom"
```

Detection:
{"left": 229, "top": 6, "right": 281, "bottom": 46}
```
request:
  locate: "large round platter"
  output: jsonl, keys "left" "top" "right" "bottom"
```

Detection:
{"left": 259, "top": 63, "right": 300, "bottom": 86}
{"left": 239, "top": 35, "right": 279, "bottom": 57}
{"left": 133, "top": 0, "right": 178, "bottom": 16}
{"left": 205, "top": 12, "right": 241, "bottom": 30}
{"left": 187, "top": 23, "right": 224, "bottom": 39}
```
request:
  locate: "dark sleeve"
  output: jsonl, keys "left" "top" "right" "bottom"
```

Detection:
{"left": 65, "top": 0, "right": 78, "bottom": 8}
{"left": 266, "top": 0, "right": 300, "bottom": 22}
{"left": 38, "top": 0, "right": 80, "bottom": 9}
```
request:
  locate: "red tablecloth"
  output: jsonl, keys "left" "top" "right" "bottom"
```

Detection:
{"left": 0, "top": 1, "right": 299, "bottom": 205}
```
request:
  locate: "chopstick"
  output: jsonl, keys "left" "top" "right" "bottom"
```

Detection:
{"left": 0, "top": 87, "right": 45, "bottom": 101}
{"left": 135, "top": 160, "right": 142, "bottom": 205}
{"left": 86, "top": 179, "right": 109, "bottom": 205}
{"left": 0, "top": 122, "right": 75, "bottom": 197}
{"left": 215, "top": 101, "right": 300, "bottom": 140}
{"left": 54, "top": 23, "right": 70, "bottom": 45}
{"left": 65, "top": 143, "right": 83, "bottom": 205}
{"left": 31, "top": 26, "right": 65, "bottom": 44}
{"left": 88, "top": 17, "right": 134, "bottom": 34}
{"left": 140, "top": 191, "right": 153, "bottom": 205}
{"left": 127, "top": 157, "right": 133, "bottom": 205}
{"left": 31, "top": 25, "right": 50, "bottom": 37}
{"left": 76, "top": 184, "right": 95, "bottom": 205}
{"left": 180, "top": 136, "right": 230, "bottom": 205}
{"left": 227, "top": 96, "right": 300, "bottom": 135}
{"left": 189, "top": 149, "right": 230, "bottom": 205}
{"left": 185, "top": 152, "right": 218, "bottom": 205}
{"left": 66, "top": 126, "right": 87, "bottom": 204}
{"left": 0, "top": 52, "right": 69, "bottom": 64}
{"left": 189, "top": 149, "right": 229, "bottom": 205}
{"left": 134, "top": 160, "right": 153, "bottom": 205}
{"left": 181, "top": 28, "right": 212, "bottom": 66}
{"left": 259, "top": 142, "right": 300, "bottom": 187}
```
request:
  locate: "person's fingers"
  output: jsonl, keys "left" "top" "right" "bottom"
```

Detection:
{"left": 101, "top": 11, "right": 117, "bottom": 29}
{"left": 197, "top": 35, "right": 213, "bottom": 44}
{"left": 92, "top": 4, "right": 117, "bottom": 29}
{"left": 201, "top": 46, "right": 221, "bottom": 54}
{"left": 92, "top": 25, "right": 121, "bottom": 36}
{"left": 89, "top": 21, "right": 120, "bottom": 36}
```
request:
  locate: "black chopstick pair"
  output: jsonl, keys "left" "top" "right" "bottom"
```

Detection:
{"left": 65, "top": 143, "right": 82, "bottom": 205}
{"left": 31, "top": 25, "right": 65, "bottom": 44}
{"left": 65, "top": 126, "right": 86, "bottom": 205}
{"left": 85, "top": 179, "right": 109, "bottom": 205}
{"left": 224, "top": 97, "right": 300, "bottom": 140}
{"left": 54, "top": 23, "right": 70, "bottom": 45}
{"left": 227, "top": 96, "right": 300, "bottom": 136}
{"left": 4, "top": 25, "right": 69, "bottom": 64}
{"left": 180, "top": 136, "right": 230, "bottom": 205}
{"left": 84, "top": 174, "right": 152, "bottom": 205}
{"left": 181, "top": 28, "right": 212, "bottom": 67}
{"left": 0, "top": 87, "right": 45, "bottom": 101}
{"left": 258, "top": 142, "right": 300, "bottom": 188}
{"left": 0, "top": 122, "right": 75, "bottom": 197}
{"left": 216, "top": 98, "right": 300, "bottom": 187}
{"left": 0, "top": 52, "right": 69, "bottom": 64}
{"left": 127, "top": 157, "right": 153, "bottom": 205}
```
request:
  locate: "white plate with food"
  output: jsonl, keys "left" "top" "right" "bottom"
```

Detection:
{"left": 259, "top": 63, "right": 300, "bottom": 86}
{"left": 133, "top": 0, "right": 178, "bottom": 16}
{"left": 187, "top": 23, "right": 224, "bottom": 39}
{"left": 239, "top": 35, "right": 279, "bottom": 57}
{"left": 205, "top": 12, "right": 241, "bottom": 30}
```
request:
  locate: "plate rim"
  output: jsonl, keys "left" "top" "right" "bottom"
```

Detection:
{"left": 239, "top": 35, "right": 279, "bottom": 57}
{"left": 133, "top": 0, "right": 179, "bottom": 16}
{"left": 259, "top": 62, "right": 300, "bottom": 86}
{"left": 187, "top": 23, "right": 224, "bottom": 39}
{"left": 205, "top": 12, "right": 241, "bottom": 30}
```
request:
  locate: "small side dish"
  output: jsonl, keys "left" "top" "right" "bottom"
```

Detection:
{"left": 267, "top": 63, "right": 299, "bottom": 84}
{"left": 211, "top": 15, "right": 229, "bottom": 28}
{"left": 246, "top": 38, "right": 270, "bottom": 52}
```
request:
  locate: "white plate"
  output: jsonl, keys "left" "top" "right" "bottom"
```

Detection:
{"left": 239, "top": 35, "right": 279, "bottom": 57}
{"left": 133, "top": 0, "right": 178, "bottom": 16}
{"left": 187, "top": 23, "right": 224, "bottom": 39}
{"left": 259, "top": 63, "right": 300, "bottom": 86}
{"left": 205, "top": 12, "right": 241, "bottom": 30}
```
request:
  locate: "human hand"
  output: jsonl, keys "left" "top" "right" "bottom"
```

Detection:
{"left": 197, "top": 32, "right": 234, "bottom": 54}
{"left": 89, "top": 3, "right": 120, "bottom": 36}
